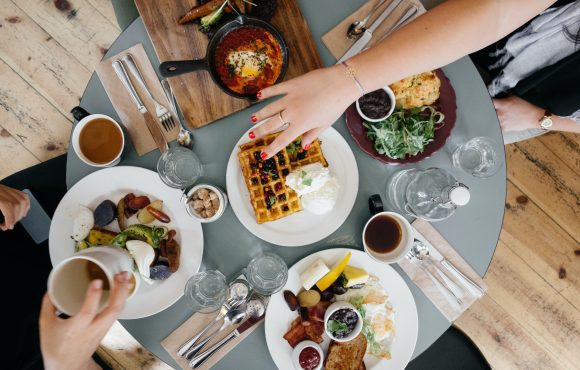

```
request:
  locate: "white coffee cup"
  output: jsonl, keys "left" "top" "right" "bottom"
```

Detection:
{"left": 362, "top": 211, "right": 414, "bottom": 264}
{"left": 48, "top": 247, "right": 136, "bottom": 316}
{"left": 71, "top": 114, "right": 125, "bottom": 167}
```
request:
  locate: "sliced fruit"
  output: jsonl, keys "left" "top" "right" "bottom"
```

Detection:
{"left": 300, "top": 258, "right": 330, "bottom": 290}
{"left": 342, "top": 265, "right": 369, "bottom": 288}
{"left": 315, "top": 251, "right": 351, "bottom": 292}
{"left": 137, "top": 200, "right": 163, "bottom": 224}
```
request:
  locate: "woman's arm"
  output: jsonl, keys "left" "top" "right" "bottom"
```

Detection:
{"left": 494, "top": 96, "right": 580, "bottom": 134}
{"left": 252, "top": 0, "right": 557, "bottom": 158}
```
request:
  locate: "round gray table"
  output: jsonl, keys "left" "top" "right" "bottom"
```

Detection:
{"left": 68, "top": 1, "right": 505, "bottom": 368}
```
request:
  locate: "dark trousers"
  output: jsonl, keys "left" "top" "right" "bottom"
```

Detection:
{"left": 2, "top": 155, "right": 67, "bottom": 370}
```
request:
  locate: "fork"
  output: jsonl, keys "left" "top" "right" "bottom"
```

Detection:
{"left": 121, "top": 54, "right": 176, "bottom": 132}
{"left": 177, "top": 296, "right": 241, "bottom": 357}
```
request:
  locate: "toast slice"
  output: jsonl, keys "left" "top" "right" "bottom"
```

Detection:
{"left": 324, "top": 333, "right": 367, "bottom": 370}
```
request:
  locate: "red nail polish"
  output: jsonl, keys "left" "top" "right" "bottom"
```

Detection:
{"left": 304, "top": 144, "right": 311, "bottom": 150}
{"left": 249, "top": 131, "right": 256, "bottom": 139}
{"left": 260, "top": 152, "right": 268, "bottom": 160}
{"left": 257, "top": 91, "right": 262, "bottom": 99}
{"left": 251, "top": 115, "right": 258, "bottom": 123}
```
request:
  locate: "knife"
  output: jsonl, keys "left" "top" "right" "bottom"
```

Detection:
{"left": 189, "top": 315, "right": 264, "bottom": 369}
{"left": 337, "top": 0, "right": 405, "bottom": 63}
{"left": 112, "top": 60, "right": 168, "bottom": 153}
{"left": 417, "top": 234, "right": 485, "bottom": 298}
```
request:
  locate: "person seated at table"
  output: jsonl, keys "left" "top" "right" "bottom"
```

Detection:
{"left": 40, "top": 272, "right": 131, "bottom": 370}
{"left": 1, "top": 156, "right": 127, "bottom": 370}
{"left": 472, "top": 0, "right": 580, "bottom": 143}
{"left": 247, "top": 0, "right": 579, "bottom": 157}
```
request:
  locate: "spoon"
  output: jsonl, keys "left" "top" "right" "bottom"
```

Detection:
{"left": 408, "top": 240, "right": 463, "bottom": 306}
{"left": 189, "top": 298, "right": 266, "bottom": 369}
{"left": 347, "top": 0, "right": 389, "bottom": 39}
{"left": 161, "top": 79, "right": 194, "bottom": 150}
{"left": 416, "top": 239, "right": 485, "bottom": 297}
{"left": 184, "top": 302, "right": 247, "bottom": 360}
{"left": 411, "top": 239, "right": 463, "bottom": 305}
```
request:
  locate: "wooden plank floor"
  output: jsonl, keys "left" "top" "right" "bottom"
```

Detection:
{"left": 1, "top": 1, "right": 578, "bottom": 369}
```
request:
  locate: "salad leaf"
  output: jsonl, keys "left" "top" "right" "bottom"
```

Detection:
{"left": 327, "top": 319, "right": 350, "bottom": 334}
{"left": 362, "top": 106, "right": 444, "bottom": 159}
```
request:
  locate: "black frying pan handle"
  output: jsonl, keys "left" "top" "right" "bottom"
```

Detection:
{"left": 159, "top": 60, "right": 206, "bottom": 77}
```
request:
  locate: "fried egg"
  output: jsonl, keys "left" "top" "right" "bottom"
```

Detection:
{"left": 335, "top": 275, "right": 396, "bottom": 357}
{"left": 73, "top": 205, "right": 94, "bottom": 241}
{"left": 227, "top": 50, "right": 268, "bottom": 78}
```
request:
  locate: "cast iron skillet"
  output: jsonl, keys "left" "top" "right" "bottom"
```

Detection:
{"left": 159, "top": 16, "right": 289, "bottom": 100}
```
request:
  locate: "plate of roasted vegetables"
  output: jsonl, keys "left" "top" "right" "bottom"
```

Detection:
{"left": 49, "top": 166, "right": 204, "bottom": 319}
{"left": 265, "top": 248, "right": 418, "bottom": 370}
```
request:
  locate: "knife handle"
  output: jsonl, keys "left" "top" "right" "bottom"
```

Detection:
{"left": 441, "top": 259, "right": 485, "bottom": 297}
{"left": 189, "top": 332, "right": 236, "bottom": 369}
{"left": 122, "top": 54, "right": 157, "bottom": 103}
{"left": 112, "top": 60, "right": 145, "bottom": 111}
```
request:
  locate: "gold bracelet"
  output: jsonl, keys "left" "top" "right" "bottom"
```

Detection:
{"left": 341, "top": 61, "right": 366, "bottom": 97}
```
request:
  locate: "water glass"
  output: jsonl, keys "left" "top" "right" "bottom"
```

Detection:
{"left": 452, "top": 137, "right": 502, "bottom": 178}
{"left": 246, "top": 252, "right": 288, "bottom": 295}
{"left": 184, "top": 270, "right": 227, "bottom": 313}
{"left": 157, "top": 147, "right": 203, "bottom": 189}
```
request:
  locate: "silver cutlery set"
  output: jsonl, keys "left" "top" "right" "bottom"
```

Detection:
{"left": 177, "top": 281, "right": 267, "bottom": 369}
{"left": 112, "top": 54, "right": 194, "bottom": 152}
{"left": 406, "top": 239, "right": 485, "bottom": 307}
{"left": 339, "top": 0, "right": 419, "bottom": 63}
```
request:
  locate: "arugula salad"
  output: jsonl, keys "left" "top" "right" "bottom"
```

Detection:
{"left": 363, "top": 106, "right": 445, "bottom": 159}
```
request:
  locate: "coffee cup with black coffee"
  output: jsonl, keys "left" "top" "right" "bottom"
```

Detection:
{"left": 362, "top": 212, "right": 413, "bottom": 264}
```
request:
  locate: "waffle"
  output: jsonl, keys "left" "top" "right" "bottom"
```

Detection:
{"left": 238, "top": 133, "right": 328, "bottom": 223}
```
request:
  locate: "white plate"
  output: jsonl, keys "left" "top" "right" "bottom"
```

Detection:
{"left": 226, "top": 126, "right": 358, "bottom": 247}
{"left": 265, "top": 248, "right": 418, "bottom": 370}
{"left": 49, "top": 166, "right": 204, "bottom": 319}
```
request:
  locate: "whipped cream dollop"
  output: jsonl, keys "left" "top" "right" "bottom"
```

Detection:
{"left": 286, "top": 163, "right": 339, "bottom": 214}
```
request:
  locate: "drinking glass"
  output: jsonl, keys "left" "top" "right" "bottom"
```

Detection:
{"left": 184, "top": 270, "right": 227, "bottom": 313}
{"left": 157, "top": 146, "right": 203, "bottom": 189}
{"left": 452, "top": 137, "right": 502, "bottom": 178}
{"left": 246, "top": 252, "right": 288, "bottom": 295}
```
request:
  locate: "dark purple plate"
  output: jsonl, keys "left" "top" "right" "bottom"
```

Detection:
{"left": 345, "top": 69, "right": 457, "bottom": 165}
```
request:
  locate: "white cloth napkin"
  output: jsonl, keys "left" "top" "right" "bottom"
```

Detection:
{"left": 398, "top": 219, "right": 487, "bottom": 321}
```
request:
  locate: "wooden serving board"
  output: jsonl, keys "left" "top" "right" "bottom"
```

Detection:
{"left": 134, "top": 0, "right": 323, "bottom": 129}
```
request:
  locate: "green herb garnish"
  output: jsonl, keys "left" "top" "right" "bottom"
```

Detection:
{"left": 362, "top": 106, "right": 444, "bottom": 159}
{"left": 303, "top": 178, "right": 313, "bottom": 187}
{"left": 327, "top": 319, "right": 349, "bottom": 334}
{"left": 268, "top": 195, "right": 276, "bottom": 205}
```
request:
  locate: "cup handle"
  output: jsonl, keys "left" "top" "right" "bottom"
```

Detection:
{"left": 71, "top": 106, "right": 91, "bottom": 122}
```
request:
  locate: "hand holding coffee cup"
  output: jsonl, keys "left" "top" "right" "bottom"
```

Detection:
{"left": 363, "top": 212, "right": 414, "bottom": 264}
{"left": 47, "top": 246, "right": 138, "bottom": 316}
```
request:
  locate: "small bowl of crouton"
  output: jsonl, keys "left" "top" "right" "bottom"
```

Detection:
{"left": 184, "top": 184, "right": 228, "bottom": 223}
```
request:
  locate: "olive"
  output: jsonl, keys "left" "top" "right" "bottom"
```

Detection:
{"left": 299, "top": 307, "right": 310, "bottom": 322}
{"left": 319, "top": 289, "right": 334, "bottom": 301}
{"left": 332, "top": 285, "right": 348, "bottom": 295}
{"left": 283, "top": 290, "right": 299, "bottom": 311}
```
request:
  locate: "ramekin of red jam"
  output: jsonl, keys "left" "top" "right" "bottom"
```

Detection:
{"left": 292, "top": 340, "right": 323, "bottom": 370}
{"left": 299, "top": 346, "right": 321, "bottom": 370}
